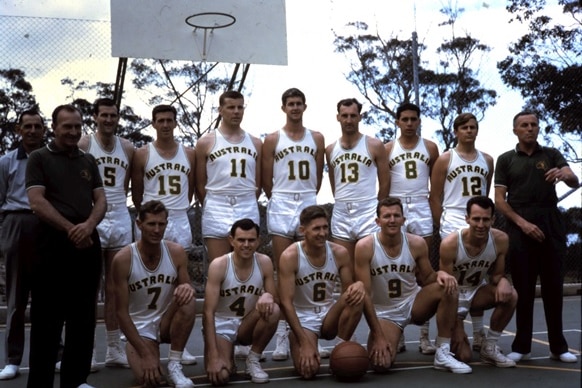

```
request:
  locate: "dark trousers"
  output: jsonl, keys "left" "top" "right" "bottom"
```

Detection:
{"left": 507, "top": 207, "right": 568, "bottom": 355}
{"left": 27, "top": 224, "right": 101, "bottom": 388}
{"left": 0, "top": 213, "right": 39, "bottom": 366}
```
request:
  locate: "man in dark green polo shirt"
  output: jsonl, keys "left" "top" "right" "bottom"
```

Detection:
{"left": 494, "top": 111, "right": 579, "bottom": 364}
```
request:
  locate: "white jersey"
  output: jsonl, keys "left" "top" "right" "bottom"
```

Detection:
{"left": 369, "top": 232, "right": 420, "bottom": 307}
{"left": 272, "top": 128, "right": 318, "bottom": 194}
{"left": 143, "top": 143, "right": 191, "bottom": 210}
{"left": 453, "top": 229, "right": 496, "bottom": 292}
{"left": 87, "top": 134, "right": 130, "bottom": 204}
{"left": 442, "top": 149, "right": 489, "bottom": 212}
{"left": 205, "top": 129, "right": 258, "bottom": 196}
{"left": 216, "top": 253, "right": 264, "bottom": 320}
{"left": 127, "top": 241, "right": 177, "bottom": 336}
{"left": 293, "top": 242, "right": 340, "bottom": 310}
{"left": 388, "top": 138, "right": 431, "bottom": 197}
{"left": 329, "top": 135, "right": 377, "bottom": 202}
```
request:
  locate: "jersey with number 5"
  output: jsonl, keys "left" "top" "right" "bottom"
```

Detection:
{"left": 88, "top": 134, "right": 130, "bottom": 205}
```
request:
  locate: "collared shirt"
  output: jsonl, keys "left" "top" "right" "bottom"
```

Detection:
{"left": 0, "top": 144, "right": 33, "bottom": 213}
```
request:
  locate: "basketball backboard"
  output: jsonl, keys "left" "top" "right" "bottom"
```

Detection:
{"left": 110, "top": 0, "right": 287, "bottom": 65}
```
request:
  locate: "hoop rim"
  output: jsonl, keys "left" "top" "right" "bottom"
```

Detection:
{"left": 185, "top": 12, "right": 236, "bottom": 29}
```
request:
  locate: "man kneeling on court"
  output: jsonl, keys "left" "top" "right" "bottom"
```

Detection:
{"left": 278, "top": 205, "right": 365, "bottom": 379}
{"left": 112, "top": 200, "right": 196, "bottom": 388}
{"left": 355, "top": 197, "right": 472, "bottom": 373}
{"left": 203, "top": 219, "right": 280, "bottom": 385}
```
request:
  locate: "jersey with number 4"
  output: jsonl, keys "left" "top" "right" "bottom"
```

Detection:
{"left": 453, "top": 229, "right": 495, "bottom": 292}
{"left": 369, "top": 231, "right": 420, "bottom": 307}
{"left": 216, "top": 253, "right": 264, "bottom": 320}
{"left": 442, "top": 149, "right": 489, "bottom": 212}
{"left": 388, "top": 138, "right": 431, "bottom": 196}
{"left": 293, "top": 241, "right": 340, "bottom": 310}
{"left": 206, "top": 129, "right": 257, "bottom": 196}
{"left": 329, "top": 135, "right": 377, "bottom": 202}
{"left": 272, "top": 128, "right": 318, "bottom": 194}
{"left": 143, "top": 143, "right": 191, "bottom": 210}
{"left": 88, "top": 134, "right": 129, "bottom": 205}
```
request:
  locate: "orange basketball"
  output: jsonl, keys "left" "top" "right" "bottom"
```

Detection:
{"left": 329, "top": 341, "right": 369, "bottom": 380}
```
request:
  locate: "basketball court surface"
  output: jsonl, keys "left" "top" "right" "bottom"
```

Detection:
{"left": 0, "top": 295, "right": 579, "bottom": 387}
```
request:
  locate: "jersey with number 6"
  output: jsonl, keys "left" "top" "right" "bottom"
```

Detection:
{"left": 205, "top": 129, "right": 257, "bottom": 196}
{"left": 369, "top": 231, "right": 420, "bottom": 308}
{"left": 388, "top": 138, "right": 431, "bottom": 197}
{"left": 452, "top": 228, "right": 494, "bottom": 292}
{"left": 216, "top": 253, "right": 264, "bottom": 320}
{"left": 142, "top": 143, "right": 191, "bottom": 210}
{"left": 442, "top": 149, "right": 489, "bottom": 213}
{"left": 88, "top": 134, "right": 130, "bottom": 205}
{"left": 272, "top": 128, "right": 318, "bottom": 194}
{"left": 293, "top": 241, "right": 340, "bottom": 310}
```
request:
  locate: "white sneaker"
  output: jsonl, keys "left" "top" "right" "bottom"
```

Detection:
{"left": 418, "top": 334, "right": 436, "bottom": 355}
{"left": 77, "top": 384, "right": 95, "bottom": 388}
{"left": 506, "top": 352, "right": 531, "bottom": 362}
{"left": 55, "top": 361, "right": 61, "bottom": 373}
{"left": 472, "top": 329, "right": 486, "bottom": 351}
{"left": 433, "top": 343, "right": 472, "bottom": 374}
{"left": 105, "top": 343, "right": 129, "bottom": 368}
{"left": 167, "top": 360, "right": 194, "bottom": 388}
{"left": 90, "top": 349, "right": 99, "bottom": 373}
{"left": 318, "top": 342, "right": 330, "bottom": 359}
{"left": 272, "top": 330, "right": 289, "bottom": 361}
{"left": 0, "top": 364, "right": 19, "bottom": 380}
{"left": 397, "top": 333, "right": 406, "bottom": 353}
{"left": 180, "top": 348, "right": 197, "bottom": 365}
{"left": 246, "top": 353, "right": 269, "bottom": 383}
{"left": 480, "top": 340, "right": 516, "bottom": 368}
{"left": 235, "top": 345, "right": 265, "bottom": 361}
{"left": 550, "top": 351, "right": 578, "bottom": 363}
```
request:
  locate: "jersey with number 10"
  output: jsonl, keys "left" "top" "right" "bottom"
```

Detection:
{"left": 88, "top": 134, "right": 129, "bottom": 205}
{"left": 272, "top": 128, "right": 318, "bottom": 194}
{"left": 206, "top": 129, "right": 257, "bottom": 196}
{"left": 442, "top": 149, "right": 489, "bottom": 212}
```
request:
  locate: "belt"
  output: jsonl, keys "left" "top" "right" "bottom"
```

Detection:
{"left": 106, "top": 203, "right": 127, "bottom": 212}
{"left": 398, "top": 195, "right": 428, "bottom": 204}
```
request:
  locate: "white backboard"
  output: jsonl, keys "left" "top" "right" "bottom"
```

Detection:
{"left": 111, "top": 0, "right": 287, "bottom": 65}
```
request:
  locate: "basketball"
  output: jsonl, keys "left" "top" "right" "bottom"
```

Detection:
{"left": 329, "top": 341, "right": 369, "bottom": 380}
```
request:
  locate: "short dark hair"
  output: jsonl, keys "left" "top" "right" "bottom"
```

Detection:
{"left": 230, "top": 218, "right": 260, "bottom": 237}
{"left": 219, "top": 90, "right": 245, "bottom": 106}
{"left": 138, "top": 200, "right": 168, "bottom": 221}
{"left": 376, "top": 197, "right": 404, "bottom": 217}
{"left": 52, "top": 104, "right": 82, "bottom": 125}
{"left": 299, "top": 205, "right": 328, "bottom": 227}
{"left": 336, "top": 98, "right": 363, "bottom": 113}
{"left": 512, "top": 110, "right": 539, "bottom": 128}
{"left": 466, "top": 195, "right": 495, "bottom": 216}
{"left": 453, "top": 112, "right": 478, "bottom": 131}
{"left": 17, "top": 108, "right": 44, "bottom": 126}
{"left": 93, "top": 98, "right": 118, "bottom": 116}
{"left": 152, "top": 104, "right": 177, "bottom": 122}
{"left": 396, "top": 103, "right": 420, "bottom": 120}
{"left": 281, "top": 88, "right": 306, "bottom": 105}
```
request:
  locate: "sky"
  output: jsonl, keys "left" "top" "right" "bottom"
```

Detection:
{"left": 1, "top": 0, "right": 580, "bottom": 207}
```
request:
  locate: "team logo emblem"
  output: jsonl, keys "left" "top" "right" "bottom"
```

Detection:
{"left": 535, "top": 161, "right": 548, "bottom": 171}
{"left": 80, "top": 169, "right": 92, "bottom": 181}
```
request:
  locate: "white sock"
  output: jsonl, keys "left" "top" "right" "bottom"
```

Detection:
{"left": 486, "top": 329, "right": 501, "bottom": 343}
{"left": 106, "top": 330, "right": 121, "bottom": 347}
{"left": 420, "top": 321, "right": 430, "bottom": 336}
{"left": 248, "top": 350, "right": 262, "bottom": 360}
{"left": 169, "top": 349, "right": 183, "bottom": 362}
{"left": 436, "top": 336, "right": 450, "bottom": 347}
{"left": 471, "top": 315, "right": 484, "bottom": 334}
{"left": 276, "top": 320, "right": 287, "bottom": 335}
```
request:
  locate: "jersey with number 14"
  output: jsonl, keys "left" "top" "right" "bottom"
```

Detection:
{"left": 388, "top": 138, "right": 431, "bottom": 197}
{"left": 143, "top": 143, "right": 191, "bottom": 210}
{"left": 206, "top": 129, "right": 257, "bottom": 196}
{"left": 453, "top": 229, "right": 495, "bottom": 292}
{"left": 443, "top": 149, "right": 489, "bottom": 212}
{"left": 272, "top": 128, "right": 318, "bottom": 194}
{"left": 88, "top": 134, "right": 129, "bottom": 205}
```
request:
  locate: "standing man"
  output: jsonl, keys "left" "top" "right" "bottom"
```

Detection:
{"left": 355, "top": 197, "right": 471, "bottom": 374}
{"left": 440, "top": 196, "right": 518, "bottom": 367}
{"left": 495, "top": 111, "right": 579, "bottom": 363}
{"left": 195, "top": 90, "right": 262, "bottom": 263}
{"left": 26, "top": 104, "right": 106, "bottom": 388}
{"left": 112, "top": 200, "right": 196, "bottom": 388}
{"left": 385, "top": 102, "right": 440, "bottom": 355}
{"left": 429, "top": 112, "right": 494, "bottom": 350}
{"left": 261, "top": 88, "right": 325, "bottom": 360}
{"left": 0, "top": 109, "right": 45, "bottom": 381}
{"left": 278, "top": 205, "right": 365, "bottom": 380}
{"left": 78, "top": 98, "right": 134, "bottom": 368}
{"left": 203, "top": 219, "right": 280, "bottom": 385}
{"left": 326, "top": 98, "right": 390, "bottom": 260}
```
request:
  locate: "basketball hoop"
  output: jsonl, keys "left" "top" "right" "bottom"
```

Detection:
{"left": 185, "top": 12, "right": 236, "bottom": 61}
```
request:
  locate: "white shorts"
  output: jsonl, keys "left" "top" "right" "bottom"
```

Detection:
{"left": 457, "top": 282, "right": 487, "bottom": 319}
{"left": 295, "top": 303, "right": 333, "bottom": 337}
{"left": 374, "top": 289, "right": 419, "bottom": 330}
{"left": 97, "top": 203, "right": 133, "bottom": 250}
{"left": 440, "top": 208, "right": 466, "bottom": 239}
{"left": 134, "top": 209, "right": 192, "bottom": 250}
{"left": 214, "top": 316, "right": 243, "bottom": 343}
{"left": 202, "top": 192, "right": 259, "bottom": 239}
{"left": 396, "top": 196, "right": 433, "bottom": 237}
{"left": 331, "top": 200, "right": 378, "bottom": 242}
{"left": 267, "top": 192, "right": 316, "bottom": 238}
